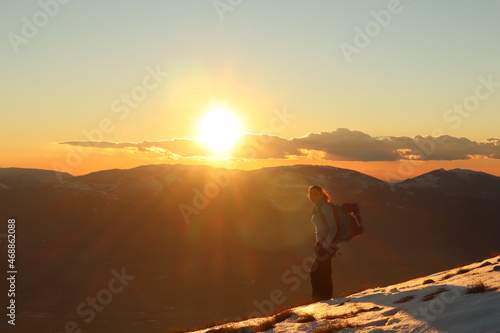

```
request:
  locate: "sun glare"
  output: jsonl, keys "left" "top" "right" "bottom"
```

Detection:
{"left": 198, "top": 105, "right": 242, "bottom": 154}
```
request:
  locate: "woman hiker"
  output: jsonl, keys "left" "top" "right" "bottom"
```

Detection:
{"left": 308, "top": 185, "right": 340, "bottom": 302}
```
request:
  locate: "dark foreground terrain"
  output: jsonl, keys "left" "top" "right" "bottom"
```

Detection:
{"left": 0, "top": 164, "right": 499, "bottom": 331}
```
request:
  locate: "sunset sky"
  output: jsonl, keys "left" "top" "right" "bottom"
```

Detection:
{"left": 2, "top": 1, "right": 500, "bottom": 180}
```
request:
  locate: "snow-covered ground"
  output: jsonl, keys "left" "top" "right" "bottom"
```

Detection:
{"left": 191, "top": 255, "right": 500, "bottom": 333}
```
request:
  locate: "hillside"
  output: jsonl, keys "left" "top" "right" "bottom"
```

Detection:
{"left": 0, "top": 167, "right": 72, "bottom": 188}
{"left": 189, "top": 255, "right": 500, "bottom": 333}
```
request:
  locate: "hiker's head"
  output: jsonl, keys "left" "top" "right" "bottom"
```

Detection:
{"left": 308, "top": 185, "right": 331, "bottom": 204}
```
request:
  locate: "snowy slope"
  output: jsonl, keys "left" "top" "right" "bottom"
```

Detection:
{"left": 191, "top": 255, "right": 500, "bottom": 333}
{"left": 398, "top": 168, "right": 500, "bottom": 190}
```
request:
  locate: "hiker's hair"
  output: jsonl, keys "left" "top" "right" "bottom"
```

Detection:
{"left": 309, "top": 185, "right": 331, "bottom": 202}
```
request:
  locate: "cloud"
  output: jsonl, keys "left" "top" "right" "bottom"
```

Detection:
{"left": 60, "top": 134, "right": 305, "bottom": 160}
{"left": 59, "top": 129, "right": 500, "bottom": 162}
{"left": 291, "top": 129, "right": 402, "bottom": 161}
{"left": 60, "top": 138, "right": 211, "bottom": 157}
{"left": 231, "top": 134, "right": 304, "bottom": 159}
{"left": 392, "top": 135, "right": 500, "bottom": 161}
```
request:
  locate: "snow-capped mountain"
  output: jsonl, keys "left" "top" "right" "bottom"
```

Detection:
{"left": 189, "top": 255, "right": 500, "bottom": 333}
{"left": 397, "top": 168, "right": 500, "bottom": 198}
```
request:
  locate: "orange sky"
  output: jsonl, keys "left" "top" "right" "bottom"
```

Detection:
{"left": 4, "top": 141, "right": 500, "bottom": 182}
{"left": 2, "top": 2, "right": 500, "bottom": 181}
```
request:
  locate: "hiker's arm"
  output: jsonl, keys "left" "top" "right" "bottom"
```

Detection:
{"left": 321, "top": 203, "right": 337, "bottom": 248}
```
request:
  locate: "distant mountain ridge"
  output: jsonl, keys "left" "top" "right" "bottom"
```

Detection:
{"left": 1, "top": 164, "right": 498, "bottom": 190}
{"left": 398, "top": 168, "right": 500, "bottom": 198}
{"left": 0, "top": 167, "right": 72, "bottom": 188}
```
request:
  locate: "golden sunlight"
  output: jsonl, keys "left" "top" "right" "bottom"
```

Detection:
{"left": 198, "top": 104, "right": 242, "bottom": 154}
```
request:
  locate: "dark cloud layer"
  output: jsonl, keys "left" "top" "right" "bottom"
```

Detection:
{"left": 60, "top": 129, "right": 500, "bottom": 162}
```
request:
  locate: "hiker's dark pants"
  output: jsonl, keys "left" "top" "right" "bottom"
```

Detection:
{"left": 310, "top": 242, "right": 334, "bottom": 301}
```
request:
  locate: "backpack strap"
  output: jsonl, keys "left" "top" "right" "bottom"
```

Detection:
{"left": 311, "top": 199, "right": 324, "bottom": 215}
{"left": 317, "top": 200, "right": 326, "bottom": 225}
{"left": 318, "top": 201, "right": 339, "bottom": 225}
{"left": 331, "top": 203, "right": 340, "bottom": 226}
{"left": 316, "top": 202, "right": 344, "bottom": 252}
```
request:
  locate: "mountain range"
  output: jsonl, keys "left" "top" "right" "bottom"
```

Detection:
{"left": 0, "top": 164, "right": 499, "bottom": 331}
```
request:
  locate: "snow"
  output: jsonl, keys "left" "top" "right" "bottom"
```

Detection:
{"left": 400, "top": 173, "right": 440, "bottom": 188}
{"left": 54, "top": 180, "right": 119, "bottom": 200}
{"left": 190, "top": 256, "right": 500, "bottom": 333}
{"left": 53, "top": 173, "right": 169, "bottom": 201}
{"left": 400, "top": 168, "right": 497, "bottom": 189}
{"left": 448, "top": 168, "right": 487, "bottom": 178}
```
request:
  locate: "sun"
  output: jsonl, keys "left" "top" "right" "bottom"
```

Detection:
{"left": 198, "top": 104, "right": 242, "bottom": 154}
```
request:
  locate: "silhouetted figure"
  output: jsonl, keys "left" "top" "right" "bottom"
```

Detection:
{"left": 308, "top": 185, "right": 339, "bottom": 301}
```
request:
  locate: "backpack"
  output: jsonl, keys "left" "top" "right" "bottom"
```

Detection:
{"left": 319, "top": 201, "right": 364, "bottom": 242}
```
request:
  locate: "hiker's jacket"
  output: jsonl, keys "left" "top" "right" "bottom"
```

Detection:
{"left": 311, "top": 198, "right": 337, "bottom": 248}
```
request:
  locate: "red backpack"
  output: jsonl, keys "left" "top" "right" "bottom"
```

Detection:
{"left": 319, "top": 202, "right": 364, "bottom": 242}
